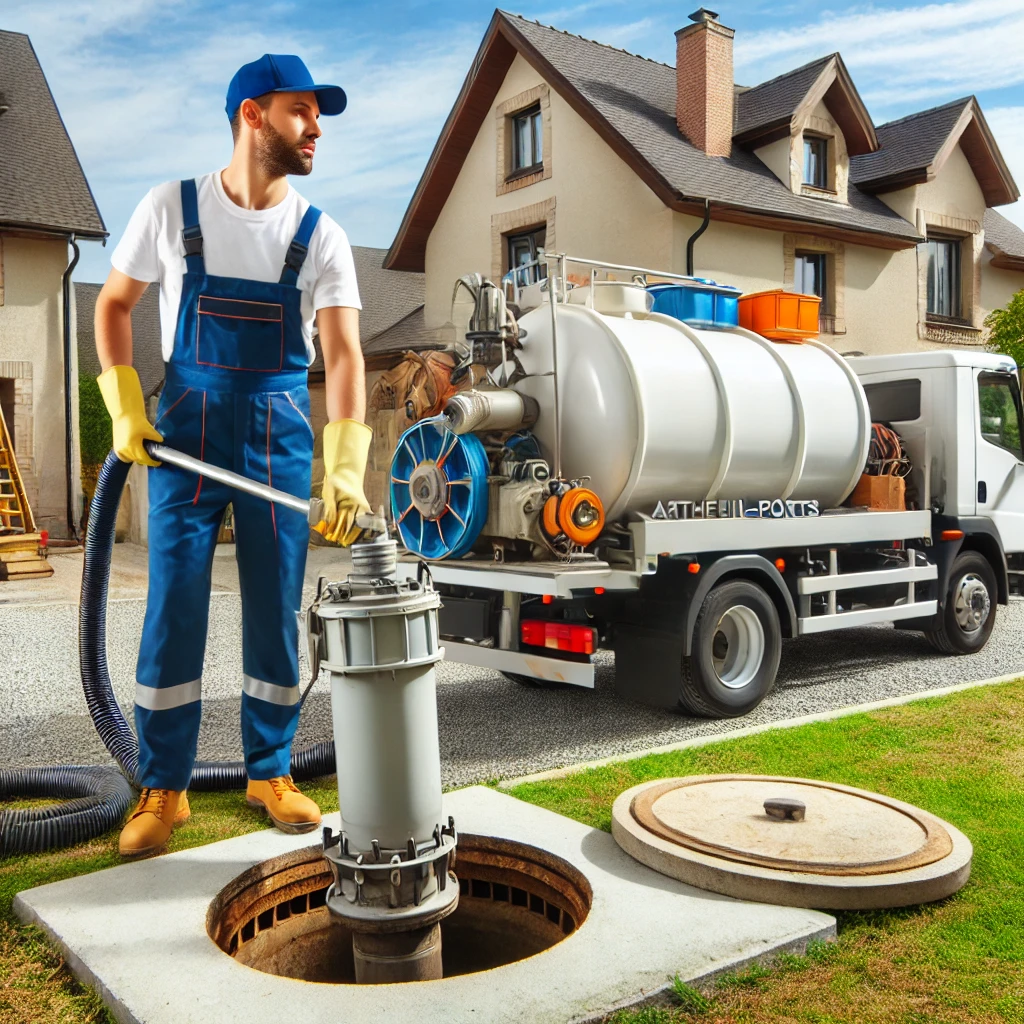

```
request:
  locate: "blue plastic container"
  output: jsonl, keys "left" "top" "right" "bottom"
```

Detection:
{"left": 647, "top": 279, "right": 742, "bottom": 328}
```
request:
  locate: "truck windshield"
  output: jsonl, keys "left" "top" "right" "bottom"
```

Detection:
{"left": 978, "top": 372, "right": 1023, "bottom": 460}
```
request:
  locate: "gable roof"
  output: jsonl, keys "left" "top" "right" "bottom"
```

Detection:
{"left": 0, "top": 32, "right": 106, "bottom": 239}
{"left": 386, "top": 11, "right": 918, "bottom": 271}
{"left": 733, "top": 53, "right": 877, "bottom": 155}
{"left": 851, "top": 97, "right": 1018, "bottom": 206}
{"left": 76, "top": 284, "right": 163, "bottom": 397}
{"left": 984, "top": 209, "right": 1024, "bottom": 272}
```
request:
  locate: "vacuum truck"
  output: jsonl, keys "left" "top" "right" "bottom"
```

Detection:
{"left": 388, "top": 254, "right": 1024, "bottom": 718}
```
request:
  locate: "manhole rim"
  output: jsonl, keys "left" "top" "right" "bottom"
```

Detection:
{"left": 206, "top": 833, "right": 593, "bottom": 983}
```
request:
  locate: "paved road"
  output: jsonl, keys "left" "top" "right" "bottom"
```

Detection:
{"left": 291, "top": 598, "right": 1023, "bottom": 787}
{"left": 5, "top": 543, "right": 1022, "bottom": 785}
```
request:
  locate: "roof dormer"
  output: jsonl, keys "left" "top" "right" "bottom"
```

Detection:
{"left": 736, "top": 54, "right": 877, "bottom": 205}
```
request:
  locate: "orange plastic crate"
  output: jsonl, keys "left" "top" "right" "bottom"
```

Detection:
{"left": 738, "top": 289, "right": 820, "bottom": 341}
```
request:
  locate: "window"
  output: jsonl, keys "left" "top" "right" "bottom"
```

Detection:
{"left": 512, "top": 105, "right": 542, "bottom": 173}
{"left": 978, "top": 372, "right": 1023, "bottom": 460}
{"left": 795, "top": 251, "right": 829, "bottom": 313}
{"left": 803, "top": 136, "right": 828, "bottom": 189}
{"left": 507, "top": 227, "right": 546, "bottom": 282}
{"left": 925, "top": 237, "right": 962, "bottom": 320}
{"left": 864, "top": 379, "right": 922, "bottom": 423}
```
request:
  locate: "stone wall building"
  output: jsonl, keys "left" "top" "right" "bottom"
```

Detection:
{"left": 385, "top": 9, "right": 1024, "bottom": 356}
{"left": 0, "top": 31, "right": 106, "bottom": 538}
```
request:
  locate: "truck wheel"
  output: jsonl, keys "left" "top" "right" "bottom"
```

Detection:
{"left": 680, "top": 580, "right": 781, "bottom": 718}
{"left": 926, "top": 551, "right": 996, "bottom": 654}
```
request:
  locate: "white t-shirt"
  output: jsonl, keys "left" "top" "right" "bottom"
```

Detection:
{"left": 111, "top": 171, "right": 361, "bottom": 364}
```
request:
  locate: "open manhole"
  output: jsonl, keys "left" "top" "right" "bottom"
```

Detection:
{"left": 207, "top": 834, "right": 592, "bottom": 982}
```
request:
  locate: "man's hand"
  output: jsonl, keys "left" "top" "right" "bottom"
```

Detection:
{"left": 316, "top": 305, "right": 367, "bottom": 544}
{"left": 97, "top": 365, "right": 163, "bottom": 467}
{"left": 319, "top": 418, "right": 371, "bottom": 545}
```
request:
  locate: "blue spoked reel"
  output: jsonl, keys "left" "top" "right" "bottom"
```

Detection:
{"left": 390, "top": 416, "right": 489, "bottom": 559}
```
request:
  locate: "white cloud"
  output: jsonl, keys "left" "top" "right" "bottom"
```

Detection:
{"left": 985, "top": 107, "right": 1024, "bottom": 230}
{"left": 735, "top": 0, "right": 1024, "bottom": 113}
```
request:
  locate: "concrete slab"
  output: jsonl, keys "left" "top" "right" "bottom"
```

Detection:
{"left": 14, "top": 786, "right": 834, "bottom": 1024}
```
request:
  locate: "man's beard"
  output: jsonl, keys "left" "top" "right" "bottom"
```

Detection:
{"left": 256, "top": 120, "right": 313, "bottom": 177}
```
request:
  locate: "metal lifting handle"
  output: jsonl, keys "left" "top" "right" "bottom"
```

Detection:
{"left": 143, "top": 442, "right": 386, "bottom": 534}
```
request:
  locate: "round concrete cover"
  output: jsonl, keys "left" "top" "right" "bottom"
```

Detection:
{"left": 612, "top": 776, "right": 973, "bottom": 910}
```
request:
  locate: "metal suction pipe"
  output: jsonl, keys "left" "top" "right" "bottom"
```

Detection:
{"left": 315, "top": 553, "right": 458, "bottom": 983}
{"left": 444, "top": 388, "right": 539, "bottom": 435}
{"left": 144, "top": 442, "right": 387, "bottom": 534}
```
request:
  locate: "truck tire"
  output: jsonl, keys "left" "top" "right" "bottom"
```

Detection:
{"left": 680, "top": 580, "right": 781, "bottom": 718}
{"left": 926, "top": 551, "right": 997, "bottom": 654}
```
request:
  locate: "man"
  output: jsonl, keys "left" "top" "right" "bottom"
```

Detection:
{"left": 94, "top": 54, "right": 371, "bottom": 858}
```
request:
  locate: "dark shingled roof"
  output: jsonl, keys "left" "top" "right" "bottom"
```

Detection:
{"left": 733, "top": 55, "right": 833, "bottom": 139}
{"left": 506, "top": 16, "right": 917, "bottom": 241}
{"left": 351, "top": 246, "right": 424, "bottom": 341}
{"left": 985, "top": 208, "right": 1024, "bottom": 261}
{"left": 310, "top": 246, "right": 425, "bottom": 374}
{"left": 76, "top": 283, "right": 164, "bottom": 397}
{"left": 850, "top": 98, "right": 970, "bottom": 187}
{"left": 0, "top": 32, "right": 106, "bottom": 238}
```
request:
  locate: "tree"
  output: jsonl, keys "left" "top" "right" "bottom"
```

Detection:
{"left": 985, "top": 288, "right": 1024, "bottom": 369}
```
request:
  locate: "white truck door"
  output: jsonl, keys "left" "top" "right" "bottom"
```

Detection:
{"left": 975, "top": 368, "right": 1024, "bottom": 554}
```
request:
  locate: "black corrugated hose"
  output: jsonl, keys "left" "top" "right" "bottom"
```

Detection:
{"left": 1, "top": 450, "right": 336, "bottom": 856}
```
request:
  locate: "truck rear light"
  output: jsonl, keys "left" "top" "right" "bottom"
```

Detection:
{"left": 940, "top": 529, "right": 964, "bottom": 541}
{"left": 521, "top": 620, "right": 596, "bottom": 655}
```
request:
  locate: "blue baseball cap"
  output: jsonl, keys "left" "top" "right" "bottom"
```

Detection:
{"left": 225, "top": 54, "right": 347, "bottom": 121}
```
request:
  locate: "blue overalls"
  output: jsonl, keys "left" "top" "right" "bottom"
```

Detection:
{"left": 135, "top": 179, "right": 321, "bottom": 790}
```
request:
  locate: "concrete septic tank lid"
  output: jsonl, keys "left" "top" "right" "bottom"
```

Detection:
{"left": 612, "top": 775, "right": 973, "bottom": 911}
{"left": 14, "top": 786, "right": 835, "bottom": 1024}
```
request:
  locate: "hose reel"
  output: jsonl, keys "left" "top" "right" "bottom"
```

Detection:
{"left": 390, "top": 416, "right": 489, "bottom": 559}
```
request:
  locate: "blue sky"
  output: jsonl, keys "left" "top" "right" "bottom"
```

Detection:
{"left": 5, "top": 0, "right": 1024, "bottom": 283}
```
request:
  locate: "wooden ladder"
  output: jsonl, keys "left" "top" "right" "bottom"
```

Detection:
{"left": 0, "top": 403, "right": 53, "bottom": 580}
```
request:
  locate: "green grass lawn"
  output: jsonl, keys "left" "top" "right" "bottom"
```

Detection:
{"left": 2, "top": 681, "right": 1022, "bottom": 1024}
{"left": 507, "top": 679, "right": 1024, "bottom": 1023}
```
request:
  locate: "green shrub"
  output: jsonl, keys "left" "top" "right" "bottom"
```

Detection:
{"left": 985, "top": 288, "right": 1024, "bottom": 369}
{"left": 78, "top": 373, "right": 111, "bottom": 467}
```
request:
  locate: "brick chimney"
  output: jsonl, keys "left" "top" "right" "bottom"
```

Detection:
{"left": 675, "top": 8, "right": 735, "bottom": 157}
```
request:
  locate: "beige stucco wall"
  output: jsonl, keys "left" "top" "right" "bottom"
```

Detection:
{"left": 424, "top": 53, "right": 671, "bottom": 327}
{"left": 0, "top": 233, "right": 77, "bottom": 538}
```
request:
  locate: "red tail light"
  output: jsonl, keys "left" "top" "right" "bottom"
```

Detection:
{"left": 521, "top": 620, "right": 596, "bottom": 656}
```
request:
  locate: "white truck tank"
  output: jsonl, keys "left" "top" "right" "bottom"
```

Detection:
{"left": 514, "top": 299, "right": 871, "bottom": 519}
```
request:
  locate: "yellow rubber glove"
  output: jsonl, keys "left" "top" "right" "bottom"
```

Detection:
{"left": 318, "top": 419, "right": 372, "bottom": 546}
{"left": 96, "top": 365, "right": 163, "bottom": 467}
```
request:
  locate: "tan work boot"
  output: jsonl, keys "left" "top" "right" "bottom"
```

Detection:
{"left": 246, "top": 776, "right": 321, "bottom": 834}
{"left": 119, "top": 789, "right": 190, "bottom": 858}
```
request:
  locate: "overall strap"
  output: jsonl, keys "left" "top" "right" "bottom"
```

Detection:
{"left": 180, "top": 179, "right": 205, "bottom": 275}
{"left": 279, "top": 204, "right": 322, "bottom": 286}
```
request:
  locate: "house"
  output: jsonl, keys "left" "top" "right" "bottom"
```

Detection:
{"left": 0, "top": 30, "right": 106, "bottom": 538}
{"left": 385, "top": 8, "right": 1024, "bottom": 357}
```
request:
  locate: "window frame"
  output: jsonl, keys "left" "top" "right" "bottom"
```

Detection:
{"left": 510, "top": 104, "right": 543, "bottom": 177}
{"left": 924, "top": 234, "right": 964, "bottom": 324}
{"left": 505, "top": 225, "right": 547, "bottom": 281}
{"left": 802, "top": 134, "right": 830, "bottom": 191}
{"left": 794, "top": 248, "right": 835, "bottom": 330}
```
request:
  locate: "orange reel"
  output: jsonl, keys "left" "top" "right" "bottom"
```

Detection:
{"left": 542, "top": 487, "right": 605, "bottom": 546}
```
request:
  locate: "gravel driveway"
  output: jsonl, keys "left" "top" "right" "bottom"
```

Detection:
{"left": 7, "top": 578, "right": 1022, "bottom": 786}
